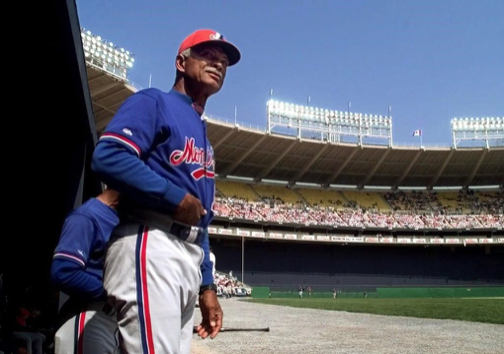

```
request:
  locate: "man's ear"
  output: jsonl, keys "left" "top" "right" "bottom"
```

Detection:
{"left": 175, "top": 54, "right": 186, "bottom": 73}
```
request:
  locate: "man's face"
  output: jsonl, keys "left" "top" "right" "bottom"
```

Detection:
{"left": 183, "top": 43, "right": 229, "bottom": 94}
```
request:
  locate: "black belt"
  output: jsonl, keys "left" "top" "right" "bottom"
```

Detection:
{"left": 169, "top": 222, "right": 205, "bottom": 245}
{"left": 123, "top": 208, "right": 205, "bottom": 246}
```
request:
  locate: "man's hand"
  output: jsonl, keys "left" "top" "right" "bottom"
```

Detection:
{"left": 173, "top": 193, "right": 207, "bottom": 225}
{"left": 195, "top": 290, "right": 223, "bottom": 339}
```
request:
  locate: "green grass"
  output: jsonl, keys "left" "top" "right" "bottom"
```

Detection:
{"left": 247, "top": 298, "right": 504, "bottom": 325}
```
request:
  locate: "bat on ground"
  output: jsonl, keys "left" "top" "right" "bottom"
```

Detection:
{"left": 193, "top": 326, "right": 270, "bottom": 333}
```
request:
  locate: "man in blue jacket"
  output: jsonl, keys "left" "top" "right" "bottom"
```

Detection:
{"left": 51, "top": 189, "right": 120, "bottom": 353}
{"left": 92, "top": 29, "right": 240, "bottom": 354}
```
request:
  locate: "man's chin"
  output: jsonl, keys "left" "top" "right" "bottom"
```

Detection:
{"left": 203, "top": 81, "right": 222, "bottom": 94}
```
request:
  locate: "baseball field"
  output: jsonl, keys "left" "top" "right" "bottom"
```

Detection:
{"left": 248, "top": 298, "right": 504, "bottom": 325}
{"left": 191, "top": 298, "right": 504, "bottom": 354}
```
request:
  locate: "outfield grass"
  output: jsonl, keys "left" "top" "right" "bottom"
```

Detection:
{"left": 247, "top": 298, "right": 504, "bottom": 325}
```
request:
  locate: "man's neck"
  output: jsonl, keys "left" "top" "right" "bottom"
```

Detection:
{"left": 97, "top": 194, "right": 119, "bottom": 209}
{"left": 173, "top": 80, "right": 209, "bottom": 108}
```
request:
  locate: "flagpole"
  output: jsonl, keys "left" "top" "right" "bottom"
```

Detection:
{"left": 420, "top": 129, "right": 423, "bottom": 148}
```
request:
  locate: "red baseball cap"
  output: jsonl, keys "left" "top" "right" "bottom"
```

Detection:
{"left": 178, "top": 29, "right": 241, "bottom": 66}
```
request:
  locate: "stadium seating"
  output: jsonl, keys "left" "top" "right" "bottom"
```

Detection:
{"left": 436, "top": 192, "right": 472, "bottom": 213}
{"left": 384, "top": 191, "right": 431, "bottom": 212}
{"left": 216, "top": 181, "right": 259, "bottom": 201}
{"left": 252, "top": 184, "right": 303, "bottom": 205}
{"left": 344, "top": 191, "right": 392, "bottom": 212}
{"left": 297, "top": 188, "right": 350, "bottom": 209}
{"left": 213, "top": 181, "right": 503, "bottom": 230}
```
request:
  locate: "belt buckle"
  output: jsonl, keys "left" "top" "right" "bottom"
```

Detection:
{"left": 185, "top": 226, "right": 200, "bottom": 244}
{"left": 102, "top": 303, "right": 116, "bottom": 317}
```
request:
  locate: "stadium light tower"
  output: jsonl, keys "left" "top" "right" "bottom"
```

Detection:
{"left": 267, "top": 99, "right": 393, "bottom": 146}
{"left": 451, "top": 117, "right": 504, "bottom": 149}
{"left": 81, "top": 28, "right": 134, "bottom": 80}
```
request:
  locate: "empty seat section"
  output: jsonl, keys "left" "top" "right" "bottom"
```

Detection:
{"left": 253, "top": 185, "right": 301, "bottom": 204}
{"left": 216, "top": 181, "right": 259, "bottom": 201}
{"left": 343, "top": 191, "right": 391, "bottom": 211}
{"left": 297, "top": 189, "right": 349, "bottom": 209}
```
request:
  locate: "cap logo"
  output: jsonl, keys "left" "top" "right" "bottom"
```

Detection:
{"left": 210, "top": 32, "right": 223, "bottom": 40}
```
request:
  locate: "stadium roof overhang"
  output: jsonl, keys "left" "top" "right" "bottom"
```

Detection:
{"left": 86, "top": 64, "right": 137, "bottom": 134}
{"left": 207, "top": 119, "right": 504, "bottom": 188}
{"left": 86, "top": 71, "right": 503, "bottom": 189}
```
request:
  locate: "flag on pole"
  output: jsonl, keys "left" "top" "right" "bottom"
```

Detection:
{"left": 412, "top": 129, "right": 422, "bottom": 137}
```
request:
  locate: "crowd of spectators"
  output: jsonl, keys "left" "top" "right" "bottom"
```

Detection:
{"left": 214, "top": 271, "right": 251, "bottom": 298}
{"left": 213, "top": 189, "right": 503, "bottom": 230}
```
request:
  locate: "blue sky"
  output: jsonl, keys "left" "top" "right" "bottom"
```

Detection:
{"left": 77, "top": 0, "right": 503, "bottom": 145}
